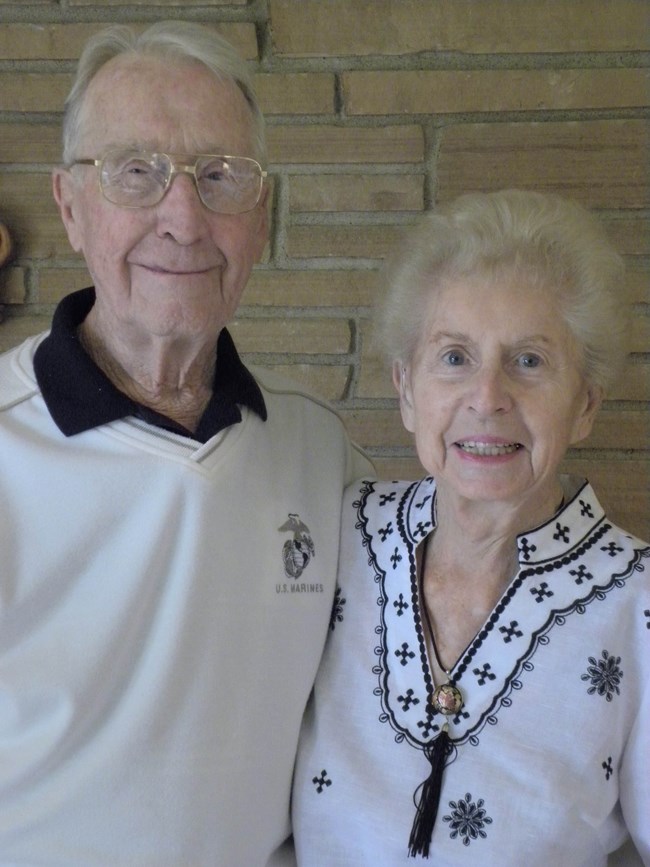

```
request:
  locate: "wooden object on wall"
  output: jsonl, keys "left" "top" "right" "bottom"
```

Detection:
{"left": 0, "top": 223, "right": 13, "bottom": 269}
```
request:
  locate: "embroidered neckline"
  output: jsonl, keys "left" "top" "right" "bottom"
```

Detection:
{"left": 356, "top": 477, "right": 643, "bottom": 750}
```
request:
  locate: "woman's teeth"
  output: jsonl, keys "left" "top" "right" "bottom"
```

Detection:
{"left": 457, "top": 441, "right": 521, "bottom": 456}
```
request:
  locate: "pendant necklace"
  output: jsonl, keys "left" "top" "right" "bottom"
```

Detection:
{"left": 422, "top": 600, "right": 464, "bottom": 716}
{"left": 408, "top": 572, "right": 464, "bottom": 857}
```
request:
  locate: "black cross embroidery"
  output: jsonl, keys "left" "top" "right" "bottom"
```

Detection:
{"left": 398, "top": 688, "right": 420, "bottom": 711}
{"left": 393, "top": 593, "right": 409, "bottom": 616}
{"left": 417, "top": 715, "right": 439, "bottom": 739}
{"left": 414, "top": 521, "right": 430, "bottom": 539}
{"left": 473, "top": 663, "right": 497, "bottom": 686}
{"left": 602, "top": 757, "right": 613, "bottom": 781}
{"left": 570, "top": 564, "right": 593, "bottom": 586}
{"left": 452, "top": 707, "right": 470, "bottom": 725}
{"left": 553, "top": 522, "right": 570, "bottom": 543}
{"left": 378, "top": 522, "right": 393, "bottom": 542}
{"left": 312, "top": 770, "right": 332, "bottom": 793}
{"left": 415, "top": 495, "right": 432, "bottom": 510}
{"left": 601, "top": 541, "right": 623, "bottom": 558}
{"left": 395, "top": 642, "right": 416, "bottom": 666}
{"left": 530, "top": 582, "right": 554, "bottom": 603}
{"left": 579, "top": 500, "right": 594, "bottom": 518}
{"left": 520, "top": 538, "right": 537, "bottom": 561}
{"left": 499, "top": 620, "right": 523, "bottom": 643}
{"left": 390, "top": 547, "right": 402, "bottom": 569}
{"left": 379, "top": 492, "right": 397, "bottom": 506}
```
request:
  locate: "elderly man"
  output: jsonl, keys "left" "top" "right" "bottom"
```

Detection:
{"left": 0, "top": 21, "right": 371, "bottom": 866}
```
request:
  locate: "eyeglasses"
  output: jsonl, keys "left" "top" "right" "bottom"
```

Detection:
{"left": 71, "top": 149, "right": 267, "bottom": 215}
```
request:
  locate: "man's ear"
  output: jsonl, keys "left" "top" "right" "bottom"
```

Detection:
{"left": 570, "top": 382, "right": 603, "bottom": 445}
{"left": 393, "top": 361, "right": 416, "bottom": 433}
{"left": 52, "top": 168, "right": 84, "bottom": 253}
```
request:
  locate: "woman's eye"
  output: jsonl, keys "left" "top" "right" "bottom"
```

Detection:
{"left": 517, "top": 353, "right": 542, "bottom": 369}
{"left": 442, "top": 350, "right": 466, "bottom": 366}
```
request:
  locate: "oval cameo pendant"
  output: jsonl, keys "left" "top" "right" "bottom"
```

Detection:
{"left": 431, "top": 682, "right": 464, "bottom": 715}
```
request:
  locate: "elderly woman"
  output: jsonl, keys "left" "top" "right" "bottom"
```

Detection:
{"left": 292, "top": 190, "right": 649, "bottom": 865}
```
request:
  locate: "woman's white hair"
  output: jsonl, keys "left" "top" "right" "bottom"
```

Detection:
{"left": 375, "top": 189, "right": 628, "bottom": 394}
{"left": 61, "top": 21, "right": 266, "bottom": 166}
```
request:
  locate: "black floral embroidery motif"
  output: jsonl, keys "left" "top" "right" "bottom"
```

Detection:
{"left": 443, "top": 792, "right": 493, "bottom": 846}
{"left": 602, "top": 757, "right": 613, "bottom": 780}
{"left": 329, "top": 586, "right": 346, "bottom": 631}
{"left": 581, "top": 650, "right": 623, "bottom": 702}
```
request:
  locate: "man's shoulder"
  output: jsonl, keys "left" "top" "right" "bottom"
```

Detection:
{"left": 251, "top": 365, "right": 344, "bottom": 419}
{"left": 0, "top": 335, "right": 42, "bottom": 411}
{"left": 251, "top": 365, "right": 375, "bottom": 477}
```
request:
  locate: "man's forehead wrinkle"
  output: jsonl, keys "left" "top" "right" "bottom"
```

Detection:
{"left": 79, "top": 56, "right": 255, "bottom": 157}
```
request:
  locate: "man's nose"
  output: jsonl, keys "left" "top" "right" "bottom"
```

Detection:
{"left": 154, "top": 172, "right": 210, "bottom": 243}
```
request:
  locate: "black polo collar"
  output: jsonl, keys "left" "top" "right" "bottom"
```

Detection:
{"left": 33, "top": 287, "right": 267, "bottom": 441}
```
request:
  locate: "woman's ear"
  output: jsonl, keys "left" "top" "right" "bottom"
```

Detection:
{"left": 393, "top": 361, "right": 416, "bottom": 433}
{"left": 570, "top": 383, "right": 604, "bottom": 445}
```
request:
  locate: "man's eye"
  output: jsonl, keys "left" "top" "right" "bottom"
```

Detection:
{"left": 203, "top": 169, "right": 225, "bottom": 183}
{"left": 122, "top": 161, "right": 153, "bottom": 176}
{"left": 200, "top": 161, "right": 228, "bottom": 183}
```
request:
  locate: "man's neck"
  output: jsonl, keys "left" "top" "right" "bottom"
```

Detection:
{"left": 78, "top": 314, "right": 216, "bottom": 432}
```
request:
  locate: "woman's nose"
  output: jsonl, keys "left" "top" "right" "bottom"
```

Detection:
{"left": 467, "top": 366, "right": 514, "bottom": 416}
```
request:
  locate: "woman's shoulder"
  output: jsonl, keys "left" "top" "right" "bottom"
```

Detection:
{"left": 344, "top": 476, "right": 434, "bottom": 504}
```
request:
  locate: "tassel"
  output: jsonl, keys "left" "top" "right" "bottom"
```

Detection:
{"left": 408, "top": 724, "right": 451, "bottom": 858}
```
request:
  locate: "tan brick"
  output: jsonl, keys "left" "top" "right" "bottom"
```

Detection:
{"left": 285, "top": 225, "right": 404, "bottom": 260}
{"left": 623, "top": 264, "right": 650, "bottom": 304}
{"left": 602, "top": 217, "right": 650, "bottom": 257}
{"left": 270, "top": 0, "right": 649, "bottom": 56}
{"left": 255, "top": 73, "right": 334, "bottom": 115}
{"left": 0, "top": 123, "right": 62, "bottom": 164}
{"left": 609, "top": 360, "right": 650, "bottom": 401}
{"left": 580, "top": 410, "right": 649, "bottom": 451}
{"left": 0, "top": 174, "right": 71, "bottom": 259}
{"left": 0, "top": 266, "right": 26, "bottom": 304}
{"left": 437, "top": 120, "right": 649, "bottom": 209}
{"left": 37, "top": 267, "right": 92, "bottom": 303}
{"left": 0, "top": 73, "right": 72, "bottom": 112}
{"left": 373, "top": 455, "right": 424, "bottom": 483}
{"left": 69, "top": 0, "right": 246, "bottom": 5}
{"left": 243, "top": 362, "right": 352, "bottom": 401}
{"left": 628, "top": 312, "right": 649, "bottom": 354}
{"left": 0, "top": 23, "right": 97, "bottom": 60}
{"left": 0, "top": 21, "right": 256, "bottom": 62}
{"left": 244, "top": 269, "right": 377, "bottom": 307}
{"left": 267, "top": 125, "right": 424, "bottom": 164}
{"left": 357, "top": 319, "right": 393, "bottom": 398}
{"left": 229, "top": 317, "right": 352, "bottom": 354}
{"left": 290, "top": 174, "right": 424, "bottom": 213}
{"left": 343, "top": 69, "right": 650, "bottom": 116}
{"left": 340, "top": 408, "right": 412, "bottom": 449}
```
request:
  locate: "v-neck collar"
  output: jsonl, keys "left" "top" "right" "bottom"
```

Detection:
{"left": 33, "top": 287, "right": 267, "bottom": 440}
{"left": 359, "top": 476, "right": 641, "bottom": 749}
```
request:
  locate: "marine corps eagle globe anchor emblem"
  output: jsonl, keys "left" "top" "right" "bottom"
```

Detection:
{"left": 279, "top": 514, "right": 315, "bottom": 579}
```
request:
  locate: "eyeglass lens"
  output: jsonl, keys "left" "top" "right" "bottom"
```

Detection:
{"left": 99, "top": 150, "right": 263, "bottom": 214}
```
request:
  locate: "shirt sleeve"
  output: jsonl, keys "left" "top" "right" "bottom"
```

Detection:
{"left": 618, "top": 670, "right": 650, "bottom": 865}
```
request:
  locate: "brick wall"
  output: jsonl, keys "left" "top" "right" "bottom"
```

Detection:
{"left": 0, "top": 0, "right": 648, "bottom": 538}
